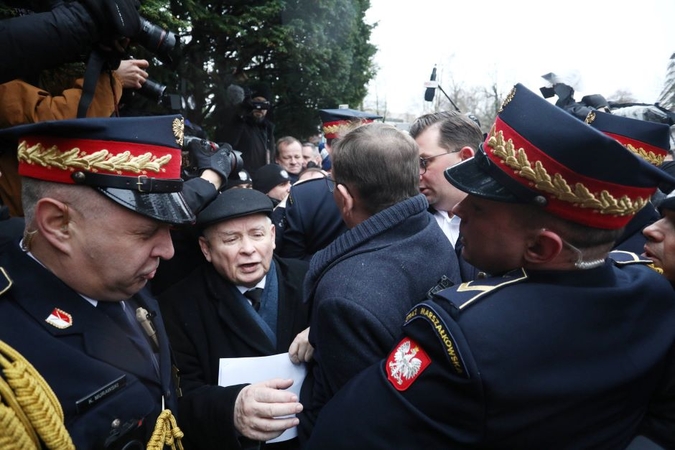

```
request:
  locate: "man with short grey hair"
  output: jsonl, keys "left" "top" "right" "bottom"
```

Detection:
{"left": 301, "top": 142, "right": 322, "bottom": 169}
{"left": 298, "top": 122, "right": 462, "bottom": 442}
{"left": 159, "top": 188, "right": 311, "bottom": 449}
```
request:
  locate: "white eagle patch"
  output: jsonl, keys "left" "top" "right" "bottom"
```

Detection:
{"left": 388, "top": 340, "right": 422, "bottom": 385}
{"left": 385, "top": 337, "right": 431, "bottom": 391}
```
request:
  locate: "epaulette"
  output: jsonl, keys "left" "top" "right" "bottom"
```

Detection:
{"left": 0, "top": 267, "right": 11, "bottom": 296}
{"left": 608, "top": 250, "right": 652, "bottom": 265}
{"left": 608, "top": 250, "right": 664, "bottom": 274}
{"left": 434, "top": 268, "right": 528, "bottom": 313}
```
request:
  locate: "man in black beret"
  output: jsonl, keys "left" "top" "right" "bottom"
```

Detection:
{"left": 253, "top": 163, "right": 292, "bottom": 249}
{"left": 159, "top": 188, "right": 311, "bottom": 450}
{"left": 225, "top": 168, "right": 253, "bottom": 190}
{"left": 253, "top": 163, "right": 292, "bottom": 204}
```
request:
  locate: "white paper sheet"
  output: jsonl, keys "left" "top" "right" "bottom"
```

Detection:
{"left": 218, "top": 353, "right": 307, "bottom": 443}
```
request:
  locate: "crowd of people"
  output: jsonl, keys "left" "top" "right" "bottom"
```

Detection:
{"left": 2, "top": 4, "right": 675, "bottom": 450}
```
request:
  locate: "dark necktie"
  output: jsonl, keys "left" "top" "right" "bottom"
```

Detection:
{"left": 244, "top": 288, "right": 264, "bottom": 311}
{"left": 98, "top": 301, "right": 156, "bottom": 364}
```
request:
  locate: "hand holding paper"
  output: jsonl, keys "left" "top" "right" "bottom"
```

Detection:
{"left": 219, "top": 353, "right": 307, "bottom": 443}
{"left": 233, "top": 378, "right": 302, "bottom": 442}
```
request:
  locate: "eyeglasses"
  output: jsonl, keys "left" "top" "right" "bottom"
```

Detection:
{"left": 419, "top": 150, "right": 458, "bottom": 175}
{"left": 326, "top": 176, "right": 336, "bottom": 192}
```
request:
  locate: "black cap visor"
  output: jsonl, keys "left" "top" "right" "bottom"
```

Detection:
{"left": 97, "top": 187, "right": 195, "bottom": 225}
{"left": 659, "top": 195, "right": 675, "bottom": 213}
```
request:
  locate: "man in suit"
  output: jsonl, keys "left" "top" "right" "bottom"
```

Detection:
{"left": 305, "top": 84, "right": 675, "bottom": 449}
{"left": 0, "top": 115, "right": 197, "bottom": 448}
{"left": 159, "top": 188, "right": 311, "bottom": 449}
{"left": 298, "top": 122, "right": 463, "bottom": 443}
{"left": 409, "top": 110, "right": 484, "bottom": 281}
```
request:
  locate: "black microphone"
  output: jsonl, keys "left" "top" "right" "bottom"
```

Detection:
{"left": 424, "top": 66, "right": 437, "bottom": 102}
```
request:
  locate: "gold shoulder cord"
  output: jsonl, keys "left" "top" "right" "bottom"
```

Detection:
{"left": 647, "top": 263, "right": 664, "bottom": 275}
{"left": 0, "top": 338, "right": 185, "bottom": 450}
{"left": 0, "top": 340, "right": 74, "bottom": 450}
{"left": 147, "top": 409, "right": 184, "bottom": 450}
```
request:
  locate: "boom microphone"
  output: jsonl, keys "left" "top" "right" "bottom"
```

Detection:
{"left": 424, "top": 66, "right": 437, "bottom": 102}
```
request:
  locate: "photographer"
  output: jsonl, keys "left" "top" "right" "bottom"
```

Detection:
{"left": 0, "top": 0, "right": 142, "bottom": 84}
{"left": 0, "top": 57, "right": 152, "bottom": 217}
{"left": 216, "top": 82, "right": 276, "bottom": 174}
{"left": 0, "top": 0, "right": 169, "bottom": 218}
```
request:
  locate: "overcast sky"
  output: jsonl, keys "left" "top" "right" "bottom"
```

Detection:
{"left": 364, "top": 0, "right": 675, "bottom": 117}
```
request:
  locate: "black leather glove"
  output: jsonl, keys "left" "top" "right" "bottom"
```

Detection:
{"left": 80, "top": 0, "right": 141, "bottom": 38}
{"left": 186, "top": 139, "right": 234, "bottom": 182}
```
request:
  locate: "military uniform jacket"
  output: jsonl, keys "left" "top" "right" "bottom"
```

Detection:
{"left": 306, "top": 258, "right": 675, "bottom": 449}
{"left": 277, "top": 178, "right": 348, "bottom": 261}
{"left": 0, "top": 239, "right": 177, "bottom": 449}
{"left": 158, "top": 256, "right": 310, "bottom": 450}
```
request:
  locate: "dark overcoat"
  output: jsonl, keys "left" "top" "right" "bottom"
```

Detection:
{"left": 158, "top": 256, "right": 309, "bottom": 450}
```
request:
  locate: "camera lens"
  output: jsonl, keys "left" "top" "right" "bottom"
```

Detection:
{"left": 137, "top": 78, "right": 167, "bottom": 102}
{"left": 136, "top": 17, "right": 178, "bottom": 67}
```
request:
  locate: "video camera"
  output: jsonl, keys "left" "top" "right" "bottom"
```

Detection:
{"left": 540, "top": 72, "right": 610, "bottom": 121}
{"left": 244, "top": 99, "right": 271, "bottom": 111}
{"left": 182, "top": 135, "right": 244, "bottom": 183}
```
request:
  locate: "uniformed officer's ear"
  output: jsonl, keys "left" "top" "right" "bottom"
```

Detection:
{"left": 457, "top": 146, "right": 475, "bottom": 161}
{"left": 33, "top": 198, "right": 72, "bottom": 252}
{"left": 524, "top": 228, "right": 564, "bottom": 265}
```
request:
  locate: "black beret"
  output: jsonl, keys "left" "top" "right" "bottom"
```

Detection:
{"left": 197, "top": 188, "right": 273, "bottom": 229}
{"left": 226, "top": 169, "right": 253, "bottom": 189}
{"left": 253, "top": 164, "right": 290, "bottom": 194}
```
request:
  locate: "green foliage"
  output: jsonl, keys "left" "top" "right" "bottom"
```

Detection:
{"left": 133, "top": 0, "right": 377, "bottom": 141}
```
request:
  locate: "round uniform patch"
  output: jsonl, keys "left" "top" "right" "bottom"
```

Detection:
{"left": 386, "top": 337, "right": 431, "bottom": 391}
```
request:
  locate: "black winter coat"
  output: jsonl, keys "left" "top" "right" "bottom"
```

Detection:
{"left": 158, "top": 256, "right": 310, "bottom": 450}
{"left": 0, "top": 2, "right": 98, "bottom": 84}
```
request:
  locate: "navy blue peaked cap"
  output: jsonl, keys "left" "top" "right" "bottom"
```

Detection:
{"left": 1, "top": 115, "right": 194, "bottom": 225}
{"left": 445, "top": 83, "right": 675, "bottom": 229}
{"left": 585, "top": 110, "right": 670, "bottom": 166}
{"left": 319, "top": 108, "right": 382, "bottom": 139}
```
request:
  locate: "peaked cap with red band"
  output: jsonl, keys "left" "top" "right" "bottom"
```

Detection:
{"left": 585, "top": 110, "right": 670, "bottom": 166}
{"left": 4, "top": 114, "right": 194, "bottom": 225}
{"left": 319, "top": 108, "right": 382, "bottom": 140}
{"left": 444, "top": 83, "right": 675, "bottom": 230}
